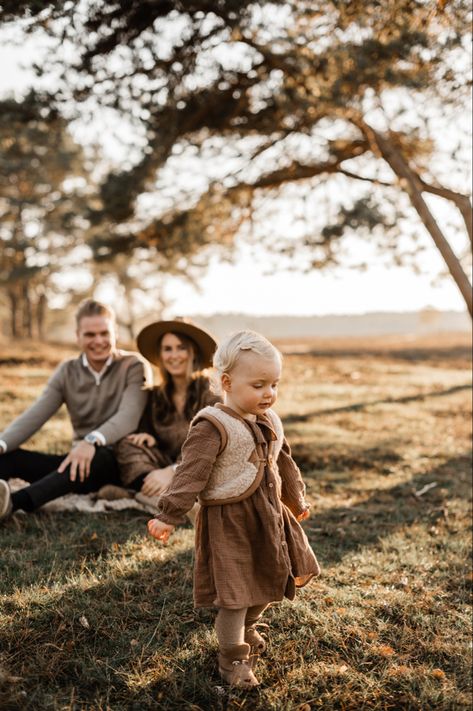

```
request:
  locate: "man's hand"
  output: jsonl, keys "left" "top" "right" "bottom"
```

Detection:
{"left": 126, "top": 432, "right": 157, "bottom": 447}
{"left": 147, "top": 518, "right": 174, "bottom": 543}
{"left": 58, "top": 441, "right": 96, "bottom": 482}
{"left": 141, "top": 466, "right": 174, "bottom": 496}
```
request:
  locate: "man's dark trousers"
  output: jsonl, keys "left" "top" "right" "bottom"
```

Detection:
{"left": 0, "top": 448, "right": 121, "bottom": 511}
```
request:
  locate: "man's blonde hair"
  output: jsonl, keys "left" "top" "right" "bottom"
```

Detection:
{"left": 213, "top": 330, "right": 282, "bottom": 375}
{"left": 75, "top": 299, "right": 115, "bottom": 328}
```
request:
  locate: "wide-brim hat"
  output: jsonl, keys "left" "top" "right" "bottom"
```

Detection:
{"left": 137, "top": 319, "right": 217, "bottom": 368}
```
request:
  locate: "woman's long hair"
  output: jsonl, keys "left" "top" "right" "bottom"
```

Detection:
{"left": 152, "top": 332, "right": 212, "bottom": 422}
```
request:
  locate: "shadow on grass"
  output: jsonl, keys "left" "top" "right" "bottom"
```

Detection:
{"left": 0, "top": 521, "right": 279, "bottom": 711}
{"left": 0, "top": 520, "right": 222, "bottom": 710}
{"left": 1, "top": 453, "right": 471, "bottom": 710}
{"left": 0, "top": 511, "right": 155, "bottom": 598}
{"left": 284, "top": 384, "right": 472, "bottom": 424}
{"left": 284, "top": 344, "right": 472, "bottom": 364}
{"left": 303, "top": 453, "right": 472, "bottom": 568}
{"left": 290, "top": 441, "right": 403, "bottom": 475}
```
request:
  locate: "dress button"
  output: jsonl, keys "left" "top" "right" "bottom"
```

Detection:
{"left": 268, "top": 482, "right": 274, "bottom": 488}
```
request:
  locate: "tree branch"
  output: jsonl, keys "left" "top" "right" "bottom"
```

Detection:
{"left": 242, "top": 140, "right": 369, "bottom": 190}
{"left": 355, "top": 117, "right": 472, "bottom": 316}
{"left": 337, "top": 169, "right": 394, "bottom": 188}
{"left": 417, "top": 178, "right": 473, "bottom": 247}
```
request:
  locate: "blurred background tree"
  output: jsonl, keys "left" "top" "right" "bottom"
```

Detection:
{"left": 0, "top": 92, "right": 92, "bottom": 338}
{"left": 0, "top": 0, "right": 471, "bottom": 333}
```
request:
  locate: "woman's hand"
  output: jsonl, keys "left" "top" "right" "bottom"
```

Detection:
{"left": 126, "top": 432, "right": 157, "bottom": 447}
{"left": 147, "top": 518, "right": 174, "bottom": 543}
{"left": 141, "top": 466, "right": 175, "bottom": 496}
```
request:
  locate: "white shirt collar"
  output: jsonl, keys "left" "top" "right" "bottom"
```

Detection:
{"left": 81, "top": 353, "right": 113, "bottom": 385}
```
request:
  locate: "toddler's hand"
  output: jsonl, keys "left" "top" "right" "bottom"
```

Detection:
{"left": 297, "top": 505, "right": 310, "bottom": 522}
{"left": 147, "top": 518, "right": 174, "bottom": 543}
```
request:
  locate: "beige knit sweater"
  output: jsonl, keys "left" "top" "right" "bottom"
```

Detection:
{"left": 0, "top": 350, "right": 148, "bottom": 450}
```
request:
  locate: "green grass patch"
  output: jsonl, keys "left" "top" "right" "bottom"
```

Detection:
{"left": 1, "top": 339, "right": 471, "bottom": 709}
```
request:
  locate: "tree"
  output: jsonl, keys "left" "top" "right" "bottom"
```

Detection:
{"left": 0, "top": 92, "right": 93, "bottom": 338}
{"left": 2, "top": 1, "right": 472, "bottom": 314}
{"left": 0, "top": 91, "right": 212, "bottom": 340}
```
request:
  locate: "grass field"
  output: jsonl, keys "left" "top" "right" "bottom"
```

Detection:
{"left": 0, "top": 335, "right": 472, "bottom": 710}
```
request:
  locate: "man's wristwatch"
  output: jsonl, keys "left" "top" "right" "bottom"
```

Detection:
{"left": 84, "top": 434, "right": 101, "bottom": 448}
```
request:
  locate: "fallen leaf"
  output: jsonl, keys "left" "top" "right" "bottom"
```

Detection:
{"left": 324, "top": 597, "right": 334, "bottom": 606}
{"left": 415, "top": 481, "right": 437, "bottom": 498}
{"left": 389, "top": 665, "right": 411, "bottom": 676}
{"left": 299, "top": 704, "right": 311, "bottom": 711}
{"left": 432, "top": 668, "right": 447, "bottom": 680}
{"left": 374, "top": 644, "right": 395, "bottom": 657}
{"left": 338, "top": 665, "right": 348, "bottom": 674}
{"left": 90, "top": 532, "right": 98, "bottom": 541}
{"left": 79, "top": 615, "right": 90, "bottom": 629}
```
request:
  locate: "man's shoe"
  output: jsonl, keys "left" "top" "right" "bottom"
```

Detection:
{"left": 0, "top": 480, "right": 13, "bottom": 521}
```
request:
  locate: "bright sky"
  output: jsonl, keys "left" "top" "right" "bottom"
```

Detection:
{"left": 0, "top": 34, "right": 470, "bottom": 317}
{"left": 162, "top": 243, "right": 466, "bottom": 317}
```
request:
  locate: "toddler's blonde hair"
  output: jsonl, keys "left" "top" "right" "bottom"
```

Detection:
{"left": 213, "top": 330, "right": 282, "bottom": 375}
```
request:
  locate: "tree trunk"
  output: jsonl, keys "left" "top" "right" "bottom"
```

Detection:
{"left": 8, "top": 289, "right": 18, "bottom": 339}
{"left": 22, "top": 283, "right": 33, "bottom": 338}
{"left": 122, "top": 281, "right": 136, "bottom": 341}
{"left": 37, "top": 292, "right": 47, "bottom": 341}
{"left": 361, "top": 122, "right": 473, "bottom": 318}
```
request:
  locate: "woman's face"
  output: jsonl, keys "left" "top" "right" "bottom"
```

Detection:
{"left": 159, "top": 332, "right": 193, "bottom": 378}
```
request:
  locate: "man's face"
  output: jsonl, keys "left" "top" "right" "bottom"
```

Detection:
{"left": 76, "top": 315, "right": 116, "bottom": 370}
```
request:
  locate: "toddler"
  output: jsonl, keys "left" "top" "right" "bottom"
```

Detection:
{"left": 148, "top": 330, "right": 320, "bottom": 688}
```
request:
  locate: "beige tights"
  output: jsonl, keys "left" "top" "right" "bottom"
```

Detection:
{"left": 215, "top": 605, "right": 268, "bottom": 653}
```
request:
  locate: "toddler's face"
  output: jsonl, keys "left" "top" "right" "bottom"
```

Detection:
{"left": 223, "top": 351, "right": 281, "bottom": 419}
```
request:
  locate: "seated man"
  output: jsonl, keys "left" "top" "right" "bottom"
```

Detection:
{"left": 0, "top": 298, "right": 149, "bottom": 520}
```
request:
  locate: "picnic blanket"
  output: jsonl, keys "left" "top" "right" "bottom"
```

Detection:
{"left": 9, "top": 479, "right": 150, "bottom": 514}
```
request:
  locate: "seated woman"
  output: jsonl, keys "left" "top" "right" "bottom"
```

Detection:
{"left": 102, "top": 320, "right": 220, "bottom": 510}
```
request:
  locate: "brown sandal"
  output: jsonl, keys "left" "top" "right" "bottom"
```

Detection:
{"left": 218, "top": 643, "right": 259, "bottom": 688}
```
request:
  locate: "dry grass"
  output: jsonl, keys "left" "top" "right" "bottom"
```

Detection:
{"left": 0, "top": 334, "right": 471, "bottom": 710}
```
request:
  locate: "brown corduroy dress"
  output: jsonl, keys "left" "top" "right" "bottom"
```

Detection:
{"left": 155, "top": 405, "right": 320, "bottom": 609}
